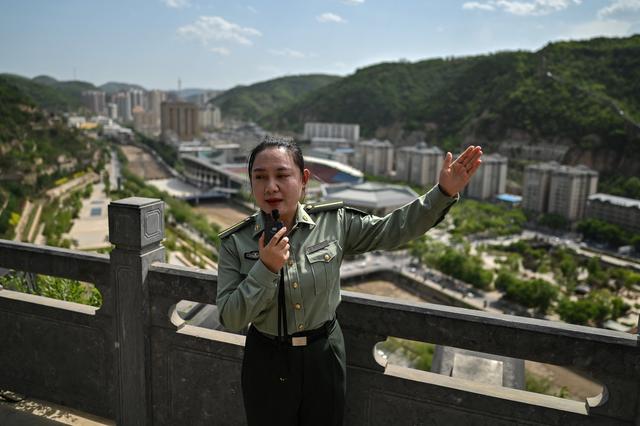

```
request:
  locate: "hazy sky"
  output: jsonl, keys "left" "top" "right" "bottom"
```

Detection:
{"left": 1, "top": 0, "right": 638, "bottom": 90}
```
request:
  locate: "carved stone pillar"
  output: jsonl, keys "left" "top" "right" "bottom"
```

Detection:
{"left": 108, "top": 197, "right": 165, "bottom": 425}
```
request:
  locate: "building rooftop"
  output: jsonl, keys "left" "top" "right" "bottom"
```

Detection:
{"left": 399, "top": 142, "right": 443, "bottom": 154}
{"left": 525, "top": 161, "right": 598, "bottom": 177}
{"left": 324, "top": 182, "right": 418, "bottom": 209}
{"left": 496, "top": 194, "right": 522, "bottom": 203}
{"left": 359, "top": 138, "right": 393, "bottom": 147}
{"left": 588, "top": 193, "right": 640, "bottom": 209}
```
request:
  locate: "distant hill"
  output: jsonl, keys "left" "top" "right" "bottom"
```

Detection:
{"left": 175, "top": 88, "right": 223, "bottom": 99}
{"left": 0, "top": 76, "right": 97, "bottom": 185}
{"left": 210, "top": 74, "right": 341, "bottom": 122}
{"left": 262, "top": 36, "right": 640, "bottom": 177}
{"left": 99, "top": 81, "right": 146, "bottom": 94}
{"left": 32, "top": 75, "right": 59, "bottom": 85}
{"left": 0, "top": 74, "right": 89, "bottom": 112}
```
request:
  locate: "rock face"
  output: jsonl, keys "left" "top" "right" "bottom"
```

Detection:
{"left": 563, "top": 145, "right": 640, "bottom": 177}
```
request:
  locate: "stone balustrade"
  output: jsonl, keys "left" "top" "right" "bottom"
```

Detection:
{"left": 0, "top": 196, "right": 638, "bottom": 425}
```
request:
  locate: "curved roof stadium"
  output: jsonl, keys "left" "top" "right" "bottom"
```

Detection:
{"left": 181, "top": 154, "right": 363, "bottom": 188}
{"left": 304, "top": 156, "right": 363, "bottom": 185}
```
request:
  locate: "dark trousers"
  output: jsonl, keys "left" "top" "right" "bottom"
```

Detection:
{"left": 241, "top": 320, "right": 346, "bottom": 426}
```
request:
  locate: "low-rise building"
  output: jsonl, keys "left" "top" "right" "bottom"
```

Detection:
{"left": 304, "top": 122, "right": 360, "bottom": 143}
{"left": 586, "top": 193, "right": 640, "bottom": 233}
{"left": 323, "top": 182, "right": 418, "bottom": 216}
{"left": 67, "top": 116, "right": 86, "bottom": 128}
{"left": 310, "top": 137, "right": 352, "bottom": 150}
{"left": 309, "top": 147, "right": 355, "bottom": 166}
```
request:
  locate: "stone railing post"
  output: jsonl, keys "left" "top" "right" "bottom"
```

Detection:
{"left": 108, "top": 197, "right": 165, "bottom": 425}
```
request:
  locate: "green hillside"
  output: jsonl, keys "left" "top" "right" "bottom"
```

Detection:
{"left": 263, "top": 36, "right": 640, "bottom": 175}
{"left": 0, "top": 77, "right": 96, "bottom": 183}
{"left": 0, "top": 76, "right": 104, "bottom": 237}
{"left": 0, "top": 75, "right": 149, "bottom": 112}
{"left": 210, "top": 74, "right": 341, "bottom": 122}
{"left": 99, "top": 81, "right": 146, "bottom": 94}
{"left": 0, "top": 74, "right": 92, "bottom": 112}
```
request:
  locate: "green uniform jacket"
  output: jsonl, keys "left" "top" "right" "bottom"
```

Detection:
{"left": 216, "top": 184, "right": 458, "bottom": 334}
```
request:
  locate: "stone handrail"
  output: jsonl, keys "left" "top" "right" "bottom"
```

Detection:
{"left": 0, "top": 196, "right": 638, "bottom": 425}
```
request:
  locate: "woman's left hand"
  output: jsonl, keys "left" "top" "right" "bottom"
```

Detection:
{"left": 438, "top": 145, "right": 483, "bottom": 197}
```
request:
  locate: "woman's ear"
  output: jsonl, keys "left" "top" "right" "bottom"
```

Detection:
{"left": 300, "top": 169, "right": 311, "bottom": 202}
{"left": 302, "top": 168, "right": 310, "bottom": 187}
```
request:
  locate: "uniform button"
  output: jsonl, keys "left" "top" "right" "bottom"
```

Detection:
{"left": 298, "top": 324, "right": 304, "bottom": 330}
{"left": 288, "top": 260, "right": 294, "bottom": 267}
{"left": 292, "top": 282, "right": 299, "bottom": 289}
{"left": 324, "top": 254, "right": 330, "bottom": 261}
{"left": 294, "top": 303, "right": 301, "bottom": 310}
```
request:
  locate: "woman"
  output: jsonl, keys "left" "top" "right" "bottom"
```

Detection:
{"left": 217, "top": 136, "right": 482, "bottom": 425}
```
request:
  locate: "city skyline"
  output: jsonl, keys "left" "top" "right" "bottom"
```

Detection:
{"left": 1, "top": 0, "right": 639, "bottom": 90}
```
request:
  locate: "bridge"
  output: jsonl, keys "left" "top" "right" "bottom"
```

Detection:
{"left": 0, "top": 197, "right": 638, "bottom": 425}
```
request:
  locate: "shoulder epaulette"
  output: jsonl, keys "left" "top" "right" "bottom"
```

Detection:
{"left": 344, "top": 205, "right": 368, "bottom": 215}
{"left": 304, "top": 201, "right": 344, "bottom": 214}
{"left": 219, "top": 215, "right": 255, "bottom": 239}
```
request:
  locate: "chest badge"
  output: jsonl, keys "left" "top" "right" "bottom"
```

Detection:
{"left": 244, "top": 251, "right": 260, "bottom": 260}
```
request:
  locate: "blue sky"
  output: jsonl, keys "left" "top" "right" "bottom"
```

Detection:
{"left": 1, "top": 0, "right": 638, "bottom": 90}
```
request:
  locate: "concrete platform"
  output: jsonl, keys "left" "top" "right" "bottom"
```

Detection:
{"left": 0, "top": 396, "right": 113, "bottom": 425}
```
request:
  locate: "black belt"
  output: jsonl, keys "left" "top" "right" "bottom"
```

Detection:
{"left": 252, "top": 317, "right": 336, "bottom": 347}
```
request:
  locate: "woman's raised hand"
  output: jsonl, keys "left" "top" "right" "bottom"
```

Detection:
{"left": 259, "top": 226, "right": 290, "bottom": 273}
{"left": 438, "top": 145, "right": 483, "bottom": 197}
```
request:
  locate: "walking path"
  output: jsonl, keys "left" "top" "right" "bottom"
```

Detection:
{"left": 65, "top": 183, "right": 111, "bottom": 250}
{"left": 12, "top": 200, "right": 32, "bottom": 242}
{"left": 26, "top": 202, "right": 43, "bottom": 243}
{"left": 0, "top": 396, "right": 112, "bottom": 426}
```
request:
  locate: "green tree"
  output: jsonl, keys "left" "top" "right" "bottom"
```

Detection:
{"left": 495, "top": 270, "right": 558, "bottom": 313}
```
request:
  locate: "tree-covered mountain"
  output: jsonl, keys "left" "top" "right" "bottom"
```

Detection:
{"left": 209, "top": 74, "right": 341, "bottom": 122}
{"left": 261, "top": 35, "right": 640, "bottom": 176}
{"left": 0, "top": 75, "right": 151, "bottom": 112}
{"left": 0, "top": 76, "right": 103, "bottom": 238}
{"left": 0, "top": 77, "right": 97, "bottom": 180}
{"left": 0, "top": 74, "right": 91, "bottom": 112}
{"left": 99, "top": 81, "right": 146, "bottom": 94}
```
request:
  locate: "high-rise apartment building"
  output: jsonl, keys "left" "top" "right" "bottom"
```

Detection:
{"left": 148, "top": 90, "right": 165, "bottom": 122}
{"left": 523, "top": 162, "right": 598, "bottom": 221}
{"left": 548, "top": 165, "right": 598, "bottom": 221}
{"left": 82, "top": 91, "right": 107, "bottom": 115}
{"left": 304, "top": 122, "right": 360, "bottom": 143}
{"left": 395, "top": 142, "right": 443, "bottom": 187}
{"left": 464, "top": 153, "right": 508, "bottom": 200}
{"left": 586, "top": 194, "right": 640, "bottom": 234}
{"left": 161, "top": 101, "right": 200, "bottom": 142}
{"left": 522, "top": 162, "right": 556, "bottom": 213}
{"left": 107, "top": 103, "right": 118, "bottom": 120}
{"left": 133, "top": 106, "right": 159, "bottom": 137}
{"left": 113, "top": 92, "right": 132, "bottom": 122}
{"left": 199, "top": 104, "right": 222, "bottom": 131}
{"left": 129, "top": 89, "right": 144, "bottom": 110}
{"left": 357, "top": 139, "right": 394, "bottom": 177}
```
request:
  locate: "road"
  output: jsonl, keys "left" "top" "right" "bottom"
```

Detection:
{"left": 110, "top": 148, "right": 121, "bottom": 190}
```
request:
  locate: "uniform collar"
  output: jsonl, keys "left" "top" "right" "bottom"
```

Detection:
{"left": 251, "top": 203, "right": 315, "bottom": 239}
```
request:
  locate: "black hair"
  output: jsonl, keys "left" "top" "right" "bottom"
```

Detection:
{"left": 247, "top": 135, "right": 305, "bottom": 178}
